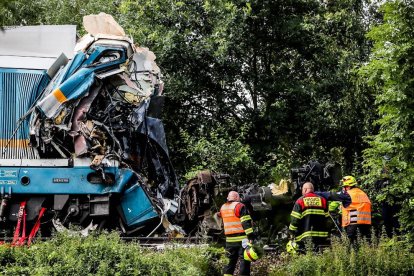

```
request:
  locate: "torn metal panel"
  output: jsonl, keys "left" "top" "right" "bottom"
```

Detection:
{"left": 1, "top": 14, "right": 237, "bottom": 239}
{"left": 37, "top": 68, "right": 96, "bottom": 118}
{"left": 72, "top": 82, "right": 103, "bottom": 156}
{"left": 47, "top": 54, "right": 69, "bottom": 79}
{"left": 58, "top": 52, "right": 88, "bottom": 84}
{"left": 21, "top": 13, "right": 178, "bottom": 233}
{"left": 83, "top": 13, "right": 126, "bottom": 37}
{"left": 138, "top": 117, "right": 169, "bottom": 155}
{"left": 131, "top": 48, "right": 164, "bottom": 96}
{"left": 74, "top": 34, "right": 135, "bottom": 55}
{"left": 121, "top": 184, "right": 159, "bottom": 227}
{"left": 107, "top": 73, "right": 150, "bottom": 105}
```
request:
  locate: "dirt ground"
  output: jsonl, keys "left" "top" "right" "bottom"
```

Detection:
{"left": 232, "top": 251, "right": 282, "bottom": 275}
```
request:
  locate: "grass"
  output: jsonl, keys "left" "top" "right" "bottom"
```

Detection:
{"left": 0, "top": 232, "right": 413, "bottom": 275}
{"left": 0, "top": 232, "right": 225, "bottom": 276}
{"left": 269, "top": 235, "right": 414, "bottom": 276}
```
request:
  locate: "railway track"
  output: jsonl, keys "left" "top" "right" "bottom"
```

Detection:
{"left": 119, "top": 236, "right": 213, "bottom": 248}
{"left": 0, "top": 236, "right": 214, "bottom": 248}
{"left": 0, "top": 235, "right": 279, "bottom": 252}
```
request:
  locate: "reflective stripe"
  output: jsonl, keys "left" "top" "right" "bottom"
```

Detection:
{"left": 245, "top": 247, "right": 259, "bottom": 261}
{"left": 221, "top": 202, "right": 239, "bottom": 214}
{"left": 302, "top": 209, "right": 326, "bottom": 217}
{"left": 342, "top": 188, "right": 372, "bottom": 226}
{"left": 358, "top": 211, "right": 371, "bottom": 215}
{"left": 221, "top": 202, "right": 245, "bottom": 235}
{"left": 351, "top": 217, "right": 371, "bottom": 223}
{"left": 225, "top": 226, "right": 244, "bottom": 232}
{"left": 246, "top": 250, "right": 254, "bottom": 261}
{"left": 291, "top": 211, "right": 302, "bottom": 219}
{"left": 245, "top": 228, "right": 253, "bottom": 235}
{"left": 289, "top": 224, "right": 298, "bottom": 231}
{"left": 226, "top": 235, "right": 247, "bottom": 242}
{"left": 240, "top": 215, "right": 252, "bottom": 222}
{"left": 221, "top": 202, "right": 238, "bottom": 210}
{"left": 295, "top": 231, "right": 329, "bottom": 242}
{"left": 224, "top": 221, "right": 243, "bottom": 226}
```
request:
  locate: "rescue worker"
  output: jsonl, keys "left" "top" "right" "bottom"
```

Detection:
{"left": 288, "top": 182, "right": 329, "bottom": 252}
{"left": 328, "top": 200, "right": 343, "bottom": 237}
{"left": 317, "top": 175, "right": 372, "bottom": 241}
{"left": 219, "top": 191, "right": 256, "bottom": 276}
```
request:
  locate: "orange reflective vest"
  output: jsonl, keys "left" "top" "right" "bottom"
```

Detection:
{"left": 342, "top": 187, "right": 371, "bottom": 227}
{"left": 220, "top": 202, "right": 244, "bottom": 235}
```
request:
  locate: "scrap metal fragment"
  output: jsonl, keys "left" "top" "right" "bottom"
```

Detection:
{"left": 90, "top": 155, "right": 104, "bottom": 168}
{"left": 83, "top": 12, "right": 126, "bottom": 37}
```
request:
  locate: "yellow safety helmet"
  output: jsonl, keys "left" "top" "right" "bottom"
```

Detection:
{"left": 243, "top": 243, "right": 261, "bottom": 262}
{"left": 328, "top": 201, "right": 341, "bottom": 212}
{"left": 341, "top": 175, "right": 357, "bottom": 187}
{"left": 286, "top": 240, "right": 298, "bottom": 255}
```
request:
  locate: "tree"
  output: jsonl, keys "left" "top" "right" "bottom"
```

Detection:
{"left": 120, "top": 0, "right": 375, "bottom": 182}
{"left": 360, "top": 0, "right": 414, "bottom": 237}
{"left": 1, "top": 0, "right": 375, "bottom": 185}
{"left": 0, "top": 0, "right": 117, "bottom": 29}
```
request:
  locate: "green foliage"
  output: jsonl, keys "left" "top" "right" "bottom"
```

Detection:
{"left": 0, "top": 0, "right": 118, "bottom": 31}
{"left": 0, "top": 233, "right": 224, "bottom": 275}
{"left": 181, "top": 127, "right": 258, "bottom": 184}
{"left": 2, "top": 233, "right": 414, "bottom": 276}
{"left": 115, "top": 0, "right": 375, "bottom": 180}
{"left": 270, "top": 236, "right": 414, "bottom": 276}
{"left": 359, "top": 0, "right": 414, "bottom": 238}
{"left": 0, "top": 0, "right": 376, "bottom": 184}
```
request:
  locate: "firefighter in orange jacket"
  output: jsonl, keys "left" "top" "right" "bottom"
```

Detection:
{"left": 219, "top": 191, "right": 256, "bottom": 276}
{"left": 317, "top": 175, "right": 372, "bottom": 241}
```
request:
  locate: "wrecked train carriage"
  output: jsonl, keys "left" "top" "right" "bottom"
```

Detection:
{"left": 0, "top": 18, "right": 190, "bottom": 239}
{"left": 0, "top": 16, "right": 307, "bottom": 242}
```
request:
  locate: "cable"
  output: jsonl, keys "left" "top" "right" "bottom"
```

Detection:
{"left": 328, "top": 212, "right": 344, "bottom": 237}
{"left": 146, "top": 204, "right": 166, "bottom": 237}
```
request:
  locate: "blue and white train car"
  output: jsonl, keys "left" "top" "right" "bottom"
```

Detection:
{"left": 0, "top": 23, "right": 181, "bottom": 242}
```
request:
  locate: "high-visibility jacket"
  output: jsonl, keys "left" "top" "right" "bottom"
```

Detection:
{"left": 289, "top": 192, "right": 329, "bottom": 242}
{"left": 342, "top": 187, "right": 371, "bottom": 227}
{"left": 220, "top": 201, "right": 253, "bottom": 243}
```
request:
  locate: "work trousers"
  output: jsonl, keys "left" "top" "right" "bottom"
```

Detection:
{"left": 223, "top": 242, "right": 251, "bottom": 276}
{"left": 345, "top": 224, "right": 371, "bottom": 243}
{"left": 382, "top": 202, "right": 400, "bottom": 238}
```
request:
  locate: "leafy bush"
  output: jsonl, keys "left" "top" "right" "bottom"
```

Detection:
{"left": 359, "top": 0, "right": 414, "bottom": 238}
{"left": 270, "top": 236, "right": 414, "bottom": 276}
{"left": 180, "top": 127, "right": 259, "bottom": 184}
{"left": 2, "top": 233, "right": 414, "bottom": 276}
{"left": 0, "top": 233, "right": 225, "bottom": 276}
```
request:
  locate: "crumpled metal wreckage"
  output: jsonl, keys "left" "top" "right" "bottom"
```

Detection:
{"left": 0, "top": 13, "right": 300, "bottom": 243}
{"left": 0, "top": 13, "right": 235, "bottom": 241}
